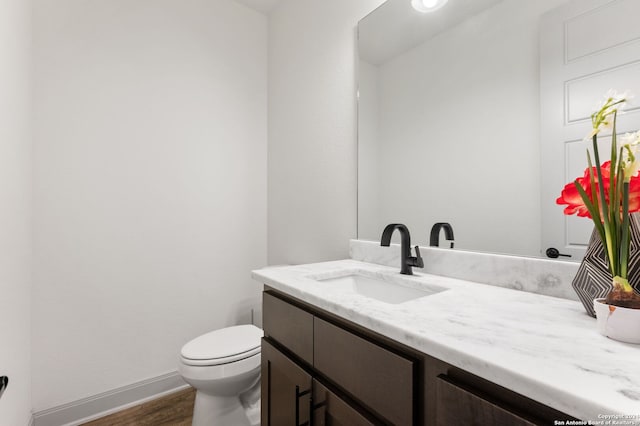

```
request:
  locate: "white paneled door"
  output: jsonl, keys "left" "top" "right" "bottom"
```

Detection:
{"left": 540, "top": 0, "right": 640, "bottom": 260}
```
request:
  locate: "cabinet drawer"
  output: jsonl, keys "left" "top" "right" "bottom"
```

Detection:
{"left": 263, "top": 292, "right": 314, "bottom": 364}
{"left": 313, "top": 380, "right": 375, "bottom": 426}
{"left": 436, "top": 375, "right": 538, "bottom": 426}
{"left": 314, "top": 317, "right": 415, "bottom": 425}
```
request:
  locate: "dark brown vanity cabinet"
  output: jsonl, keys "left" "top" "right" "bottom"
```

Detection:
{"left": 261, "top": 289, "right": 573, "bottom": 426}
{"left": 261, "top": 338, "right": 375, "bottom": 426}
{"left": 435, "top": 375, "right": 538, "bottom": 426}
{"left": 262, "top": 290, "right": 414, "bottom": 425}
{"left": 311, "top": 380, "right": 375, "bottom": 426}
{"left": 313, "top": 318, "right": 415, "bottom": 425}
{"left": 261, "top": 339, "right": 312, "bottom": 425}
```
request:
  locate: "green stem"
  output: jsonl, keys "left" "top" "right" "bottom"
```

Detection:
{"left": 593, "top": 134, "right": 617, "bottom": 276}
{"left": 610, "top": 116, "right": 620, "bottom": 261}
{"left": 574, "top": 181, "right": 606, "bottom": 245}
{"left": 620, "top": 182, "right": 630, "bottom": 279}
{"left": 610, "top": 112, "right": 618, "bottom": 210}
{"left": 587, "top": 153, "right": 602, "bottom": 225}
{"left": 612, "top": 152, "right": 624, "bottom": 272}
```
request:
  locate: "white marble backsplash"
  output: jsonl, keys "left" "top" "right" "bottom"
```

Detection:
{"left": 350, "top": 239, "right": 580, "bottom": 301}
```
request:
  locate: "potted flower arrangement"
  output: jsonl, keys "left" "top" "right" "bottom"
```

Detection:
{"left": 557, "top": 90, "right": 640, "bottom": 343}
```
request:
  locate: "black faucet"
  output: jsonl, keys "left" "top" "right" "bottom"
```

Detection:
{"left": 430, "top": 222, "right": 455, "bottom": 248}
{"left": 380, "top": 224, "right": 424, "bottom": 275}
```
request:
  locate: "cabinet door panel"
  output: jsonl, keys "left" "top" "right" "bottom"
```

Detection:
{"left": 312, "top": 380, "right": 376, "bottom": 426}
{"left": 314, "top": 317, "right": 415, "bottom": 425}
{"left": 436, "top": 375, "right": 537, "bottom": 426}
{"left": 263, "top": 292, "right": 314, "bottom": 364}
{"left": 262, "top": 339, "right": 312, "bottom": 426}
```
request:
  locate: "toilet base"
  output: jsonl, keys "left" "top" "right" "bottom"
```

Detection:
{"left": 192, "top": 392, "right": 251, "bottom": 426}
{"left": 240, "top": 380, "right": 261, "bottom": 426}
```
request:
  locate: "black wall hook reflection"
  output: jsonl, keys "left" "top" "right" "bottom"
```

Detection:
{"left": 0, "top": 376, "right": 8, "bottom": 397}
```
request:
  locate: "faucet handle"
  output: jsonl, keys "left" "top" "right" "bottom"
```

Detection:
{"left": 412, "top": 245, "right": 424, "bottom": 268}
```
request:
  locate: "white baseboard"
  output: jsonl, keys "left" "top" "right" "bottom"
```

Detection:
{"left": 32, "top": 371, "right": 188, "bottom": 426}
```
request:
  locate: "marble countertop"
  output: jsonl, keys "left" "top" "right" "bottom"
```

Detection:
{"left": 252, "top": 259, "right": 640, "bottom": 423}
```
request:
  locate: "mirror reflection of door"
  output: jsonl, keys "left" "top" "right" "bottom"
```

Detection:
{"left": 540, "top": 0, "right": 640, "bottom": 260}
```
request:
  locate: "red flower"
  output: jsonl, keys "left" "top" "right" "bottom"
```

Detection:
{"left": 557, "top": 162, "right": 609, "bottom": 218}
{"left": 557, "top": 161, "right": 640, "bottom": 219}
{"left": 629, "top": 177, "right": 640, "bottom": 212}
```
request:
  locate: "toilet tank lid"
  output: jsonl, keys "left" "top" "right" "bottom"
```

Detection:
{"left": 181, "top": 325, "right": 263, "bottom": 360}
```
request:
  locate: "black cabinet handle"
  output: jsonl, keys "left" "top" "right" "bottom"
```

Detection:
{"left": 546, "top": 248, "right": 572, "bottom": 259}
{"left": 295, "top": 385, "right": 311, "bottom": 426}
{"left": 310, "top": 398, "right": 327, "bottom": 426}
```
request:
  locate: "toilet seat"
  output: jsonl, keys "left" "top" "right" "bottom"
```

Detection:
{"left": 181, "top": 325, "right": 262, "bottom": 367}
{"left": 181, "top": 346, "right": 260, "bottom": 366}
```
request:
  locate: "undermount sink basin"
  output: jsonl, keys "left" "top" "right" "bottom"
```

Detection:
{"left": 310, "top": 271, "right": 446, "bottom": 304}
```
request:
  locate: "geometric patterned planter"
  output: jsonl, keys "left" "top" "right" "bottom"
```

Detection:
{"left": 572, "top": 213, "right": 640, "bottom": 317}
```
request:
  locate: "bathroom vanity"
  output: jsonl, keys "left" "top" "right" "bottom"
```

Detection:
{"left": 261, "top": 288, "right": 569, "bottom": 425}
{"left": 253, "top": 244, "right": 640, "bottom": 425}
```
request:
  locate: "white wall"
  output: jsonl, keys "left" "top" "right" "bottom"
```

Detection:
{"left": 357, "top": 61, "right": 381, "bottom": 240}
{"left": 267, "top": 0, "right": 386, "bottom": 265}
{"left": 32, "top": 0, "right": 267, "bottom": 411}
{"left": 359, "top": 0, "right": 568, "bottom": 256}
{"left": 0, "top": 0, "right": 32, "bottom": 423}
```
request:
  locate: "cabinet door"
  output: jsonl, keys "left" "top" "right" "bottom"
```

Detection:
{"left": 262, "top": 339, "right": 312, "bottom": 426}
{"left": 312, "top": 380, "right": 376, "bottom": 426}
{"left": 314, "top": 317, "right": 415, "bottom": 425}
{"left": 436, "top": 375, "right": 538, "bottom": 426}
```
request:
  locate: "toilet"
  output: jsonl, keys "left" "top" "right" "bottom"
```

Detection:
{"left": 178, "top": 324, "right": 263, "bottom": 426}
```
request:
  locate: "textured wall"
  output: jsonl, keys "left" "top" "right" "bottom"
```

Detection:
{"left": 0, "top": 0, "right": 32, "bottom": 424}
{"left": 32, "top": 0, "right": 267, "bottom": 410}
{"left": 267, "top": 0, "right": 386, "bottom": 265}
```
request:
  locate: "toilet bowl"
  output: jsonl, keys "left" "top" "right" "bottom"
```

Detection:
{"left": 178, "top": 324, "right": 263, "bottom": 426}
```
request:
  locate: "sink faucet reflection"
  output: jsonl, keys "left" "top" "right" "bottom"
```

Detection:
{"left": 430, "top": 222, "right": 455, "bottom": 248}
{"left": 380, "top": 224, "right": 424, "bottom": 275}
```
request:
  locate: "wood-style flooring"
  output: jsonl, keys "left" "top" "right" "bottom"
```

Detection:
{"left": 81, "top": 388, "right": 196, "bottom": 426}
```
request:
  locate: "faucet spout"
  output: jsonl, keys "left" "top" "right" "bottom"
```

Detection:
{"left": 429, "top": 222, "right": 455, "bottom": 248}
{"left": 380, "top": 224, "right": 423, "bottom": 275}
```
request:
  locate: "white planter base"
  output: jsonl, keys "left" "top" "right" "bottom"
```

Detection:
{"left": 594, "top": 298, "right": 640, "bottom": 344}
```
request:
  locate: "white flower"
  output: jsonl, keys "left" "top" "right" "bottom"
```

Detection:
{"left": 604, "top": 89, "right": 630, "bottom": 109}
{"left": 620, "top": 131, "right": 640, "bottom": 146}
{"left": 585, "top": 128, "right": 599, "bottom": 141}
{"left": 621, "top": 131, "right": 640, "bottom": 181}
{"left": 601, "top": 118, "right": 615, "bottom": 130}
{"left": 589, "top": 90, "right": 630, "bottom": 136}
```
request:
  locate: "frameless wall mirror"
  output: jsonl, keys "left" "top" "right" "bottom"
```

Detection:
{"left": 357, "top": 0, "right": 640, "bottom": 260}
